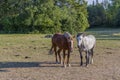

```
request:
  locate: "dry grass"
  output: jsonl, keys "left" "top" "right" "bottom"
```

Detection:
{"left": 0, "top": 30, "right": 120, "bottom": 80}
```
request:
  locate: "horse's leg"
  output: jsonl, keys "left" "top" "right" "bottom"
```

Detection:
{"left": 90, "top": 48, "right": 94, "bottom": 64}
{"left": 57, "top": 48, "right": 62, "bottom": 64}
{"left": 67, "top": 50, "right": 71, "bottom": 67}
{"left": 79, "top": 50, "right": 83, "bottom": 66}
{"left": 85, "top": 51, "right": 89, "bottom": 67}
{"left": 63, "top": 50, "right": 67, "bottom": 68}
{"left": 88, "top": 50, "right": 91, "bottom": 64}
{"left": 54, "top": 46, "right": 58, "bottom": 64}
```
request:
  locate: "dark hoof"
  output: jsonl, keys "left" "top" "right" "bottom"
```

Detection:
{"left": 85, "top": 64, "right": 89, "bottom": 67}
{"left": 80, "top": 63, "right": 83, "bottom": 66}
{"left": 55, "top": 61, "right": 59, "bottom": 64}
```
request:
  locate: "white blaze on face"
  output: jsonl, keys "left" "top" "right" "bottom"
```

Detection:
{"left": 71, "top": 40, "right": 73, "bottom": 50}
{"left": 68, "top": 38, "right": 73, "bottom": 52}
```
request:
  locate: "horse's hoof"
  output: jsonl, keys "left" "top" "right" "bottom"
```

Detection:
{"left": 80, "top": 65, "right": 82, "bottom": 67}
{"left": 90, "top": 62, "right": 93, "bottom": 64}
{"left": 60, "top": 61, "right": 63, "bottom": 64}
{"left": 56, "top": 62, "right": 59, "bottom": 64}
{"left": 85, "top": 65, "right": 89, "bottom": 67}
{"left": 91, "top": 59, "right": 93, "bottom": 64}
{"left": 68, "top": 64, "right": 71, "bottom": 67}
{"left": 64, "top": 65, "right": 67, "bottom": 68}
{"left": 80, "top": 63, "right": 83, "bottom": 66}
{"left": 49, "top": 50, "right": 54, "bottom": 54}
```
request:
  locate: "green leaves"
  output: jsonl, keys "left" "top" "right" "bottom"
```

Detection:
{"left": 0, "top": 0, "right": 89, "bottom": 34}
{"left": 87, "top": 0, "right": 120, "bottom": 28}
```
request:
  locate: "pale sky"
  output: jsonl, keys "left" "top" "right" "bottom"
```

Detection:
{"left": 87, "top": 0, "right": 103, "bottom": 4}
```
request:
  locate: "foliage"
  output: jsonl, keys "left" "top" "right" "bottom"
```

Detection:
{"left": 87, "top": 0, "right": 120, "bottom": 28}
{"left": 87, "top": 4, "right": 106, "bottom": 26}
{"left": 0, "top": 0, "right": 89, "bottom": 34}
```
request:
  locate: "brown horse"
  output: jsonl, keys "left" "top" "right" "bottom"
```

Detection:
{"left": 49, "top": 32, "right": 73, "bottom": 68}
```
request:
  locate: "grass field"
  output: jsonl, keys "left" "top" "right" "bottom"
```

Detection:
{"left": 0, "top": 28, "right": 120, "bottom": 80}
{"left": 0, "top": 34, "right": 52, "bottom": 62}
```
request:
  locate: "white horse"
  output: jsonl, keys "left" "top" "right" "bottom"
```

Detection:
{"left": 76, "top": 33, "right": 96, "bottom": 67}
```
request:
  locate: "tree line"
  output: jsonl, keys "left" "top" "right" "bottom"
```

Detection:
{"left": 0, "top": 0, "right": 89, "bottom": 34}
{"left": 87, "top": 0, "right": 120, "bottom": 28}
{"left": 0, "top": 0, "right": 120, "bottom": 34}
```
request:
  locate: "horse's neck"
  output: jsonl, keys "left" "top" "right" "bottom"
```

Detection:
{"left": 81, "top": 36, "right": 86, "bottom": 43}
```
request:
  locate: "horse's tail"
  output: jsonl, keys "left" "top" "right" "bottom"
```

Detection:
{"left": 49, "top": 45, "right": 54, "bottom": 54}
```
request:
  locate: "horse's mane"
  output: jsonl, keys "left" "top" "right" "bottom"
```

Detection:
{"left": 63, "top": 32, "right": 72, "bottom": 39}
{"left": 77, "top": 33, "right": 86, "bottom": 37}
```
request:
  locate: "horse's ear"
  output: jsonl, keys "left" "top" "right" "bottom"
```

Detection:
{"left": 77, "top": 33, "right": 83, "bottom": 37}
{"left": 82, "top": 33, "right": 86, "bottom": 37}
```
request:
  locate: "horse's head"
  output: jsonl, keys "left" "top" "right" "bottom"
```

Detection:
{"left": 76, "top": 33, "right": 86, "bottom": 48}
{"left": 64, "top": 32, "right": 74, "bottom": 52}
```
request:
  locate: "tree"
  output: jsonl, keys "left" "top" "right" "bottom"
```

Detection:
{"left": 60, "top": 0, "right": 89, "bottom": 33}
{"left": 87, "top": 4, "right": 106, "bottom": 27}
{"left": 0, "top": 0, "right": 89, "bottom": 34}
{"left": 115, "top": 9, "right": 120, "bottom": 26}
{"left": 109, "top": 0, "right": 120, "bottom": 27}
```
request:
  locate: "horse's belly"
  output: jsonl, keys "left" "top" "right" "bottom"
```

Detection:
{"left": 55, "top": 41, "right": 66, "bottom": 49}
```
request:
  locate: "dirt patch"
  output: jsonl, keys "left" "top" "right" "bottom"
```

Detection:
{"left": 0, "top": 40, "right": 120, "bottom": 80}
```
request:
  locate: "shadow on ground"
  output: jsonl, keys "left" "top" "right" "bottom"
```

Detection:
{"left": 0, "top": 62, "right": 80, "bottom": 69}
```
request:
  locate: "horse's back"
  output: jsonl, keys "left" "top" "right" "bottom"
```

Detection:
{"left": 87, "top": 35, "right": 96, "bottom": 42}
{"left": 52, "top": 33, "right": 61, "bottom": 39}
{"left": 52, "top": 33, "right": 63, "bottom": 43}
{"left": 83, "top": 35, "right": 96, "bottom": 50}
